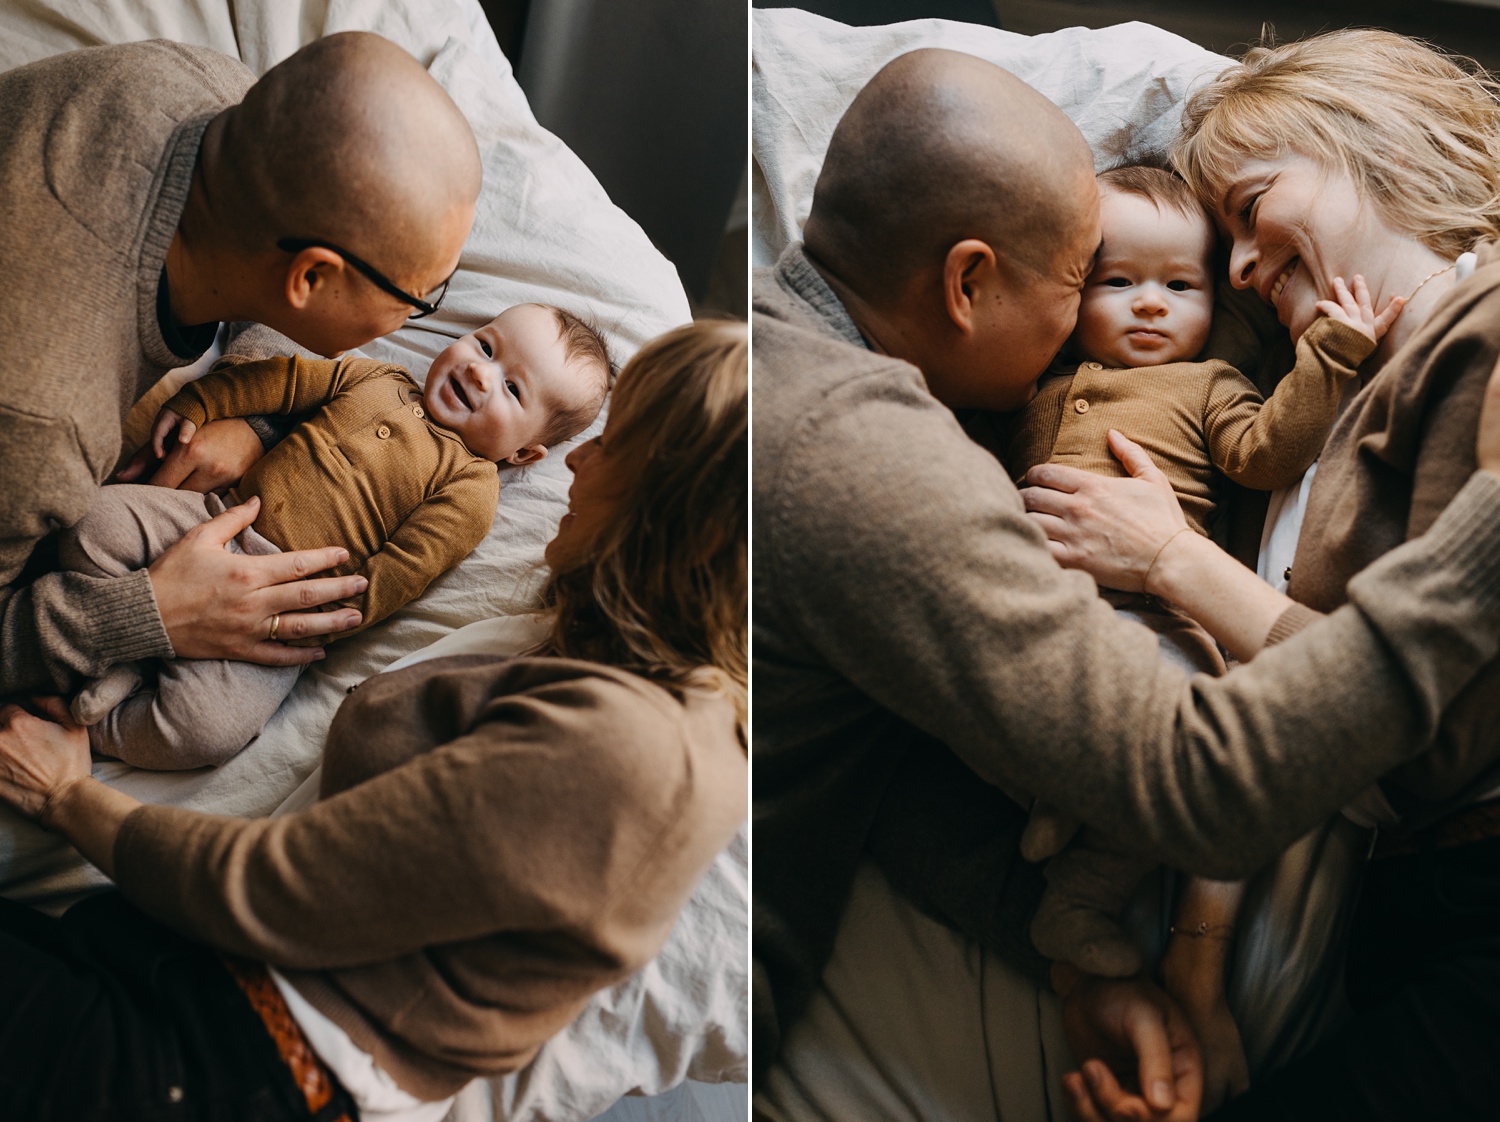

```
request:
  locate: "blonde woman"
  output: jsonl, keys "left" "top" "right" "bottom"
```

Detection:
{"left": 0, "top": 319, "right": 747, "bottom": 1122}
{"left": 1022, "top": 30, "right": 1500, "bottom": 1122}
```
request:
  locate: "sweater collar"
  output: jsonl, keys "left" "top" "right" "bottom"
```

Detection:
{"left": 136, "top": 112, "right": 219, "bottom": 382}
{"left": 774, "top": 242, "right": 869, "bottom": 351}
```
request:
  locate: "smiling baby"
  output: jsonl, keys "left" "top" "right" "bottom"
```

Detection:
{"left": 62, "top": 303, "right": 613, "bottom": 769}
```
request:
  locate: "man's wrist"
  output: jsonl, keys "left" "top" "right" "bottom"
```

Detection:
{"left": 1051, "top": 960, "right": 1085, "bottom": 1000}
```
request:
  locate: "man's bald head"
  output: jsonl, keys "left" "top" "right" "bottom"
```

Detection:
{"left": 804, "top": 49, "right": 1096, "bottom": 307}
{"left": 202, "top": 31, "right": 481, "bottom": 282}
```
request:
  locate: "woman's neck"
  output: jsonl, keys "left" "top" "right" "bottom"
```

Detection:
{"left": 1370, "top": 243, "right": 1464, "bottom": 367}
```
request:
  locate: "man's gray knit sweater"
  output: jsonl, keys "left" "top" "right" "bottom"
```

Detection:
{"left": 0, "top": 40, "right": 252, "bottom": 695}
{"left": 751, "top": 243, "right": 1500, "bottom": 1074}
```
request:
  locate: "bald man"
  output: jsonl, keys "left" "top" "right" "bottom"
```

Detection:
{"left": 0, "top": 32, "right": 481, "bottom": 697}
{"left": 753, "top": 47, "right": 1500, "bottom": 1110}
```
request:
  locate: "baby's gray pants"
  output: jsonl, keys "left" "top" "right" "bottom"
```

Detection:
{"left": 59, "top": 484, "right": 302, "bottom": 770}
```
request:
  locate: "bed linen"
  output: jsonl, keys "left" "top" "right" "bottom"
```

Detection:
{"left": 0, "top": 3, "right": 744, "bottom": 1120}
{"left": 752, "top": 11, "right": 1362, "bottom": 1119}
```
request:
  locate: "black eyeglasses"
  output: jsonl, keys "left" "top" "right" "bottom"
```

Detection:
{"left": 277, "top": 237, "right": 453, "bottom": 319}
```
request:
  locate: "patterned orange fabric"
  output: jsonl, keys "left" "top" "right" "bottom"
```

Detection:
{"left": 1374, "top": 798, "right": 1500, "bottom": 859}
{"left": 221, "top": 954, "right": 352, "bottom": 1121}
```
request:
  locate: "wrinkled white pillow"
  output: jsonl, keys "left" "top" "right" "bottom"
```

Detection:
{"left": 753, "top": 9, "right": 1232, "bottom": 265}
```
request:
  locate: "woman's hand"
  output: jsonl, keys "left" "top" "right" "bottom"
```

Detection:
{"left": 0, "top": 698, "right": 91, "bottom": 823}
{"left": 116, "top": 417, "right": 265, "bottom": 493}
{"left": 1478, "top": 350, "right": 1500, "bottom": 476}
{"left": 1055, "top": 963, "right": 1204, "bottom": 1122}
{"left": 1020, "top": 430, "right": 1189, "bottom": 593}
{"left": 0, "top": 700, "right": 140, "bottom": 875}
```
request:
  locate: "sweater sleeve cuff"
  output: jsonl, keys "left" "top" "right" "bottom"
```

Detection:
{"left": 244, "top": 413, "right": 295, "bottom": 450}
{"left": 94, "top": 568, "right": 175, "bottom": 665}
{"left": 1301, "top": 316, "right": 1376, "bottom": 371}
{"left": 162, "top": 392, "right": 208, "bottom": 429}
{"left": 1264, "top": 602, "right": 1323, "bottom": 647}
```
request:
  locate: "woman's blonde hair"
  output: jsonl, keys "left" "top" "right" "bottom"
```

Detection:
{"left": 540, "top": 319, "right": 748, "bottom": 735}
{"left": 1173, "top": 29, "right": 1500, "bottom": 259}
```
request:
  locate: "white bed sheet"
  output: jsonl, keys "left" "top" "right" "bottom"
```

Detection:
{"left": 0, "top": 4, "right": 744, "bottom": 1121}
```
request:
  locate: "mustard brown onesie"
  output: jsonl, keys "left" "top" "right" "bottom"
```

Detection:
{"left": 61, "top": 354, "right": 500, "bottom": 769}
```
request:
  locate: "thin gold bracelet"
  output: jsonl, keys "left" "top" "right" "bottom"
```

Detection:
{"left": 1144, "top": 526, "right": 1193, "bottom": 593}
{"left": 1169, "top": 921, "right": 1235, "bottom": 940}
{"left": 38, "top": 774, "right": 89, "bottom": 832}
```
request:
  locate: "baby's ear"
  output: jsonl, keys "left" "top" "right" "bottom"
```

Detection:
{"left": 504, "top": 444, "right": 548, "bottom": 466}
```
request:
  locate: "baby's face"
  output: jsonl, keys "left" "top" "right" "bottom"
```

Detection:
{"left": 1072, "top": 189, "right": 1215, "bottom": 369}
{"left": 424, "top": 304, "right": 591, "bottom": 464}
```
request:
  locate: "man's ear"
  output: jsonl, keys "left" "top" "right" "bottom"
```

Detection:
{"left": 281, "top": 246, "right": 345, "bottom": 311}
{"left": 941, "top": 239, "right": 998, "bottom": 335}
{"left": 504, "top": 444, "right": 548, "bottom": 466}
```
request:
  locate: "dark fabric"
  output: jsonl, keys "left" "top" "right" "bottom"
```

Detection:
{"left": 1208, "top": 835, "right": 1500, "bottom": 1121}
{"left": 154, "top": 267, "right": 218, "bottom": 361}
{"left": 244, "top": 413, "right": 300, "bottom": 452}
{"left": 866, "top": 738, "right": 1049, "bottom": 985}
{"left": 0, "top": 891, "right": 352, "bottom": 1122}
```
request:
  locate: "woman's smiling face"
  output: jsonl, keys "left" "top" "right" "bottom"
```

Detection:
{"left": 1212, "top": 155, "right": 1393, "bottom": 341}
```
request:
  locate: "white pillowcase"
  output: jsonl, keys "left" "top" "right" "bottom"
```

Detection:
{"left": 753, "top": 8, "right": 1232, "bottom": 266}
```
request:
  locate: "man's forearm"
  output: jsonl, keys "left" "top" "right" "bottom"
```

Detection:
{"left": 1, "top": 570, "right": 172, "bottom": 695}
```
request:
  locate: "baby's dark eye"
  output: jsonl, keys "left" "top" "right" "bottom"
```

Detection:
{"left": 1167, "top": 280, "right": 1191, "bottom": 292}
{"left": 506, "top": 380, "right": 520, "bottom": 399}
{"left": 478, "top": 338, "right": 493, "bottom": 358}
{"left": 1103, "top": 277, "right": 1131, "bottom": 288}
{"left": 1239, "top": 193, "right": 1260, "bottom": 224}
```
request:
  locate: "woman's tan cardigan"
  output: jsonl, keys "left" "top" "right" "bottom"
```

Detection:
{"left": 112, "top": 656, "right": 748, "bottom": 1099}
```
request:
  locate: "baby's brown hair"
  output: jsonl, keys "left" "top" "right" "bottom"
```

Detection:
{"left": 536, "top": 307, "right": 616, "bottom": 449}
{"left": 1097, "top": 165, "right": 1210, "bottom": 227}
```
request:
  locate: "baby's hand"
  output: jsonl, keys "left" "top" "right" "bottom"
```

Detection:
{"left": 149, "top": 407, "right": 197, "bottom": 459}
{"left": 1315, "top": 274, "right": 1404, "bottom": 343}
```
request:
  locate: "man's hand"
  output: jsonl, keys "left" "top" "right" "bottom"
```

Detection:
{"left": 1314, "top": 274, "right": 1402, "bottom": 344}
{"left": 1171, "top": 992, "right": 1248, "bottom": 1115}
{"left": 116, "top": 416, "right": 265, "bottom": 493}
{"left": 1055, "top": 963, "right": 1204, "bottom": 1122}
{"left": 147, "top": 496, "right": 366, "bottom": 664}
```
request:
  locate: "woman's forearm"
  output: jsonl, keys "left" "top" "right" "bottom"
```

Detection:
{"left": 1145, "top": 531, "right": 1294, "bottom": 663}
{"left": 1160, "top": 876, "right": 1246, "bottom": 1006}
{"left": 41, "top": 776, "right": 141, "bottom": 880}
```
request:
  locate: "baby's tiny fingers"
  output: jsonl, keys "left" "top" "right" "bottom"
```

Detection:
{"left": 1339, "top": 275, "right": 1367, "bottom": 313}
{"left": 1373, "top": 295, "right": 1406, "bottom": 336}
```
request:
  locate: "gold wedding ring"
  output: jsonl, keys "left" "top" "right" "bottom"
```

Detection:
{"left": 268, "top": 613, "right": 281, "bottom": 642}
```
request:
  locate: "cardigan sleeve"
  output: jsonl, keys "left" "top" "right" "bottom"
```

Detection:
{"left": 109, "top": 672, "right": 706, "bottom": 968}
{"left": 1205, "top": 317, "right": 1373, "bottom": 491}
{"left": 0, "top": 412, "right": 172, "bottom": 694}
{"left": 768, "top": 346, "right": 1500, "bottom": 878}
{"left": 288, "top": 462, "right": 500, "bottom": 646}
{"left": 164, "top": 355, "right": 394, "bottom": 427}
